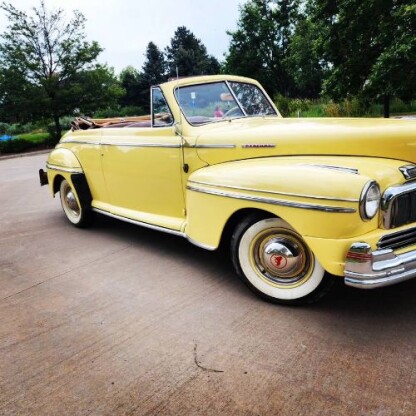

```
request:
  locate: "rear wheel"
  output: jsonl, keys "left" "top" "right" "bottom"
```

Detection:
{"left": 59, "top": 179, "right": 93, "bottom": 228}
{"left": 231, "top": 215, "right": 333, "bottom": 305}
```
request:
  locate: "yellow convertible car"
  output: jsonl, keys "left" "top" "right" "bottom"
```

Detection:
{"left": 40, "top": 74, "right": 416, "bottom": 304}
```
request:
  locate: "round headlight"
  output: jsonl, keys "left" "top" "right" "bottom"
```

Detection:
{"left": 360, "top": 181, "right": 381, "bottom": 220}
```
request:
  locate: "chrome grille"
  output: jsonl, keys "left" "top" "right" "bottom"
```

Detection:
{"left": 378, "top": 226, "right": 416, "bottom": 250}
{"left": 390, "top": 191, "right": 416, "bottom": 228}
{"left": 381, "top": 181, "right": 416, "bottom": 229}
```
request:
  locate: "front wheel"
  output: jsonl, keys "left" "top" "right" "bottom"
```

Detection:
{"left": 231, "top": 216, "right": 333, "bottom": 305}
{"left": 59, "top": 179, "right": 93, "bottom": 228}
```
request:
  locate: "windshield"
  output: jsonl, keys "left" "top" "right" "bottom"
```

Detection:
{"left": 175, "top": 81, "right": 277, "bottom": 125}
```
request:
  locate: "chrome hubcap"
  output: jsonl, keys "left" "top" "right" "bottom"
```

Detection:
{"left": 263, "top": 239, "right": 303, "bottom": 275}
{"left": 66, "top": 190, "right": 78, "bottom": 212}
{"left": 62, "top": 183, "right": 80, "bottom": 218}
{"left": 253, "top": 231, "right": 311, "bottom": 286}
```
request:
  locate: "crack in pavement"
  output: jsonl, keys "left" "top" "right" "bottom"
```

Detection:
{"left": 193, "top": 340, "right": 224, "bottom": 373}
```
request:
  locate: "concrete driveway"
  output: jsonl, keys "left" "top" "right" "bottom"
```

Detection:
{"left": 1, "top": 153, "right": 415, "bottom": 415}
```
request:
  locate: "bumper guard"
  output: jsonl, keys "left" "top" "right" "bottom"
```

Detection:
{"left": 344, "top": 242, "right": 416, "bottom": 288}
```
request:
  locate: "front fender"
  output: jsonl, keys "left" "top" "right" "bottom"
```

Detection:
{"left": 185, "top": 156, "right": 404, "bottom": 250}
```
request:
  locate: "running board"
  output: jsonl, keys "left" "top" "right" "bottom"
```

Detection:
{"left": 91, "top": 207, "right": 216, "bottom": 251}
{"left": 92, "top": 207, "right": 185, "bottom": 237}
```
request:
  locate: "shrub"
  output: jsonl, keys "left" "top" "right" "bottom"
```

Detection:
{"left": 0, "top": 122, "right": 10, "bottom": 134}
{"left": 46, "top": 123, "right": 61, "bottom": 146}
{"left": 323, "top": 102, "right": 341, "bottom": 117}
{"left": 5, "top": 123, "right": 21, "bottom": 135}
{"left": 59, "top": 116, "right": 73, "bottom": 131}
{"left": 5, "top": 122, "right": 38, "bottom": 135}
{"left": 343, "top": 98, "right": 362, "bottom": 117}
{"left": 0, "top": 138, "right": 36, "bottom": 154}
{"left": 93, "top": 106, "right": 146, "bottom": 118}
{"left": 275, "top": 96, "right": 323, "bottom": 117}
{"left": 274, "top": 95, "right": 291, "bottom": 117}
{"left": 17, "top": 132, "right": 50, "bottom": 143}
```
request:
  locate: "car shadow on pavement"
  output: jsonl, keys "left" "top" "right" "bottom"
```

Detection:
{"left": 91, "top": 213, "right": 239, "bottom": 280}
{"left": 91, "top": 213, "right": 416, "bottom": 320}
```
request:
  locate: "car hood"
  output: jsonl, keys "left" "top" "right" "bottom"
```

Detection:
{"left": 194, "top": 117, "right": 416, "bottom": 166}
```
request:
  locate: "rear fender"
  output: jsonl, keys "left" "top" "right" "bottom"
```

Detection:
{"left": 46, "top": 148, "right": 83, "bottom": 197}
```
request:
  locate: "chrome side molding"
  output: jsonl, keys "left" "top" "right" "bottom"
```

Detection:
{"left": 91, "top": 208, "right": 185, "bottom": 237}
{"left": 46, "top": 163, "right": 83, "bottom": 174}
{"left": 188, "top": 180, "right": 359, "bottom": 202}
{"left": 187, "top": 185, "right": 356, "bottom": 213}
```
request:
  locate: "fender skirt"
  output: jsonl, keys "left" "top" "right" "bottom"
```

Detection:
{"left": 71, "top": 174, "right": 92, "bottom": 209}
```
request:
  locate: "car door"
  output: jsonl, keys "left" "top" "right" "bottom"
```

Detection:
{"left": 100, "top": 87, "right": 185, "bottom": 231}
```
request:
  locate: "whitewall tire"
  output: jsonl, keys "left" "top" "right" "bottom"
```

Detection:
{"left": 59, "top": 179, "right": 93, "bottom": 228}
{"left": 231, "top": 215, "right": 333, "bottom": 305}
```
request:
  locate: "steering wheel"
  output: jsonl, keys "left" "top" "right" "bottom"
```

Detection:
{"left": 223, "top": 106, "right": 242, "bottom": 118}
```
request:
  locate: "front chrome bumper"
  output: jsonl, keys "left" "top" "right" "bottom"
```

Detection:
{"left": 344, "top": 242, "right": 416, "bottom": 288}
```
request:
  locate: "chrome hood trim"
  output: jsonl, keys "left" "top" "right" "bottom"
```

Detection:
{"left": 301, "top": 164, "right": 359, "bottom": 175}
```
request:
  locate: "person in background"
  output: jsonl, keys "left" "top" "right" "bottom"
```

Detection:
{"left": 214, "top": 106, "right": 224, "bottom": 117}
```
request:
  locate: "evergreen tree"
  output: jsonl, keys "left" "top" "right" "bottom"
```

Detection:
{"left": 142, "top": 42, "right": 166, "bottom": 86}
{"left": 165, "top": 26, "right": 220, "bottom": 77}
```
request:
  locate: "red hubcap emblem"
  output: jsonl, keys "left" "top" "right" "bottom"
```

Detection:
{"left": 271, "top": 254, "right": 287, "bottom": 269}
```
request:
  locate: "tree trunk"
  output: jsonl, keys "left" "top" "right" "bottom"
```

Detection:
{"left": 53, "top": 114, "right": 62, "bottom": 140}
{"left": 383, "top": 95, "right": 390, "bottom": 118}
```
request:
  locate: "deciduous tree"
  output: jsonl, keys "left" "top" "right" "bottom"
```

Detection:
{"left": 119, "top": 65, "right": 145, "bottom": 109}
{"left": 0, "top": 1, "right": 122, "bottom": 138}
{"left": 224, "top": 0, "right": 302, "bottom": 97}
{"left": 311, "top": 0, "right": 416, "bottom": 117}
{"left": 285, "top": 16, "right": 326, "bottom": 98}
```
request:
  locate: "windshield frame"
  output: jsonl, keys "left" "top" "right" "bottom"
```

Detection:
{"left": 173, "top": 80, "right": 278, "bottom": 127}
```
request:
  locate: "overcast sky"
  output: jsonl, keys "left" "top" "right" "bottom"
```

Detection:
{"left": 0, "top": 0, "right": 243, "bottom": 74}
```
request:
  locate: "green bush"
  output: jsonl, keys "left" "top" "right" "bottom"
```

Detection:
{"left": 323, "top": 101, "right": 341, "bottom": 117}
{"left": 17, "top": 132, "right": 50, "bottom": 143}
{"left": 5, "top": 122, "right": 39, "bottom": 135}
{"left": 342, "top": 97, "right": 364, "bottom": 117}
{"left": 275, "top": 95, "right": 318, "bottom": 117}
{"left": 0, "top": 138, "right": 37, "bottom": 154}
{"left": 0, "top": 122, "right": 10, "bottom": 134}
{"left": 93, "top": 106, "right": 146, "bottom": 119}
{"left": 44, "top": 130, "right": 60, "bottom": 147}
{"left": 274, "top": 95, "right": 291, "bottom": 116}
{"left": 59, "top": 116, "right": 74, "bottom": 131}
{"left": 298, "top": 103, "right": 326, "bottom": 117}
{"left": 274, "top": 95, "right": 416, "bottom": 118}
{"left": 4, "top": 123, "right": 20, "bottom": 135}
{"left": 0, "top": 131, "right": 53, "bottom": 154}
